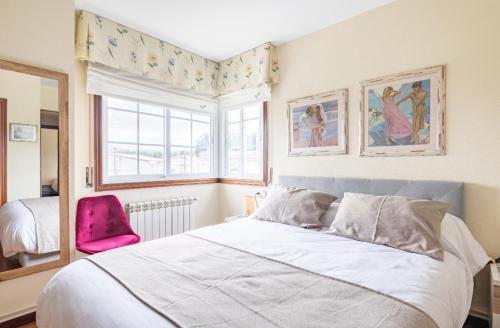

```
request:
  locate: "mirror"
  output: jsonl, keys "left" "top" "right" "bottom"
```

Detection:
{"left": 0, "top": 59, "right": 68, "bottom": 279}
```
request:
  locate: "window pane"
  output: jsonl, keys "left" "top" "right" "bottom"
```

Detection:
{"left": 228, "top": 122, "right": 241, "bottom": 150}
{"left": 107, "top": 109, "right": 137, "bottom": 143}
{"left": 227, "top": 150, "right": 241, "bottom": 176}
{"left": 108, "top": 97, "right": 136, "bottom": 111}
{"left": 227, "top": 109, "right": 240, "bottom": 123}
{"left": 107, "top": 143, "right": 137, "bottom": 176}
{"left": 192, "top": 148, "right": 210, "bottom": 174}
{"left": 139, "top": 114, "right": 164, "bottom": 145}
{"left": 244, "top": 104, "right": 260, "bottom": 120}
{"left": 171, "top": 118, "right": 191, "bottom": 146}
{"left": 244, "top": 119, "right": 259, "bottom": 151}
{"left": 244, "top": 119, "right": 260, "bottom": 176}
{"left": 244, "top": 150, "right": 259, "bottom": 176}
{"left": 140, "top": 103, "right": 164, "bottom": 116}
{"left": 171, "top": 147, "right": 191, "bottom": 174}
{"left": 171, "top": 110, "right": 191, "bottom": 119}
{"left": 192, "top": 121, "right": 210, "bottom": 149}
{"left": 192, "top": 113, "right": 210, "bottom": 122}
{"left": 139, "top": 145, "right": 164, "bottom": 175}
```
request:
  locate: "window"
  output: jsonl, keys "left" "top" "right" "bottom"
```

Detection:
{"left": 94, "top": 95, "right": 267, "bottom": 190}
{"left": 96, "top": 95, "right": 216, "bottom": 189}
{"left": 221, "top": 102, "right": 268, "bottom": 184}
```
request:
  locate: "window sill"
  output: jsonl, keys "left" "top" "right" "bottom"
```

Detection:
{"left": 217, "top": 178, "right": 267, "bottom": 186}
{"left": 94, "top": 178, "right": 219, "bottom": 191}
{"left": 94, "top": 177, "right": 268, "bottom": 191}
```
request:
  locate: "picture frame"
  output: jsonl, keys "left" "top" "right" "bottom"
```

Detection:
{"left": 288, "top": 89, "right": 348, "bottom": 156}
{"left": 360, "top": 65, "right": 445, "bottom": 157}
{"left": 10, "top": 123, "right": 38, "bottom": 142}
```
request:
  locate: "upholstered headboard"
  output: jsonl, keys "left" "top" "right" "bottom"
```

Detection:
{"left": 278, "top": 176, "right": 464, "bottom": 218}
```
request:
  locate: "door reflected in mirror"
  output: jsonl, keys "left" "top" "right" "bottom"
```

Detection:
{"left": 0, "top": 69, "right": 61, "bottom": 272}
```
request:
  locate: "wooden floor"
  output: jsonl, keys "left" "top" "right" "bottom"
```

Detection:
{"left": 19, "top": 324, "right": 37, "bottom": 328}
{"left": 463, "top": 315, "right": 489, "bottom": 328}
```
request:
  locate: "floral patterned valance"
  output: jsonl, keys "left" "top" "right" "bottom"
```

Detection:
{"left": 76, "top": 11, "right": 279, "bottom": 97}
{"left": 216, "top": 43, "right": 279, "bottom": 95}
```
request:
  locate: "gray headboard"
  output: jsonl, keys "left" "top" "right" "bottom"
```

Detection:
{"left": 278, "top": 176, "right": 464, "bottom": 218}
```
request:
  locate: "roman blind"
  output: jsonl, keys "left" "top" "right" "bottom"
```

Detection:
{"left": 76, "top": 11, "right": 279, "bottom": 97}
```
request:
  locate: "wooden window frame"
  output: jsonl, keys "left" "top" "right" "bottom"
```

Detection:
{"left": 94, "top": 95, "right": 268, "bottom": 191}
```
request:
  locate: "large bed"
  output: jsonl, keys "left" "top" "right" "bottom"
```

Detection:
{"left": 0, "top": 197, "right": 60, "bottom": 267}
{"left": 37, "top": 177, "right": 488, "bottom": 328}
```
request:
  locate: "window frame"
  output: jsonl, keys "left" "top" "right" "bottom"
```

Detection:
{"left": 94, "top": 96, "right": 268, "bottom": 191}
{"left": 94, "top": 95, "right": 218, "bottom": 191}
{"left": 218, "top": 101, "right": 268, "bottom": 186}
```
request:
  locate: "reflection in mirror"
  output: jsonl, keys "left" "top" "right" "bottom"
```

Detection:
{"left": 0, "top": 70, "right": 60, "bottom": 272}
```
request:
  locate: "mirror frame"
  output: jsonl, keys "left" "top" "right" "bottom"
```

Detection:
{"left": 0, "top": 59, "right": 69, "bottom": 280}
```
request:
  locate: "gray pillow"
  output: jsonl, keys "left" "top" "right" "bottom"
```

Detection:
{"left": 319, "top": 203, "right": 340, "bottom": 228}
{"left": 329, "top": 193, "right": 449, "bottom": 260}
{"left": 252, "top": 187, "right": 336, "bottom": 229}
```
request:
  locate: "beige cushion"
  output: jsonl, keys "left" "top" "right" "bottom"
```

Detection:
{"left": 252, "top": 187, "right": 336, "bottom": 228}
{"left": 330, "top": 193, "right": 449, "bottom": 260}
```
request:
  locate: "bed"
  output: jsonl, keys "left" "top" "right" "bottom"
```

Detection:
{"left": 37, "top": 177, "right": 488, "bottom": 328}
{"left": 0, "top": 196, "right": 60, "bottom": 266}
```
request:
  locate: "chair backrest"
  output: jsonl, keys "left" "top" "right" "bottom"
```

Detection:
{"left": 76, "top": 195, "right": 135, "bottom": 246}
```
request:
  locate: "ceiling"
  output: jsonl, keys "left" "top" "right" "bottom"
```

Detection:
{"left": 75, "top": 0, "right": 394, "bottom": 62}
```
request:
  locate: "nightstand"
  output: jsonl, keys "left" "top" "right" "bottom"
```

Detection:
{"left": 491, "top": 263, "right": 500, "bottom": 328}
{"left": 224, "top": 215, "right": 246, "bottom": 223}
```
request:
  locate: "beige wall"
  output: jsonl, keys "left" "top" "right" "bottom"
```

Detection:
{"left": 222, "top": 0, "right": 500, "bottom": 315}
{"left": 0, "top": 0, "right": 74, "bottom": 321}
{"left": 0, "top": 69, "right": 41, "bottom": 201}
{"left": 40, "top": 84, "right": 59, "bottom": 112}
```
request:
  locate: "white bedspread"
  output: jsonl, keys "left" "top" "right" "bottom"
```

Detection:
{"left": 0, "top": 197, "right": 59, "bottom": 257}
{"left": 38, "top": 219, "right": 473, "bottom": 328}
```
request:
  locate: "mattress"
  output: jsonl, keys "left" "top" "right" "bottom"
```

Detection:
{"left": 38, "top": 219, "right": 474, "bottom": 328}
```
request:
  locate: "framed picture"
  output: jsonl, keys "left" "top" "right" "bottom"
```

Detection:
{"left": 360, "top": 65, "right": 445, "bottom": 156}
{"left": 10, "top": 123, "right": 38, "bottom": 142}
{"left": 288, "top": 89, "right": 348, "bottom": 156}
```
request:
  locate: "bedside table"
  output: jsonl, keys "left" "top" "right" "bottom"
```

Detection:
{"left": 491, "top": 263, "right": 500, "bottom": 328}
{"left": 224, "top": 215, "right": 246, "bottom": 223}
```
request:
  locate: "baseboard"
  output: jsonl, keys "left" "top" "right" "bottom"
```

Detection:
{"left": 0, "top": 308, "right": 35, "bottom": 328}
{"left": 0, "top": 306, "right": 36, "bottom": 324}
{"left": 469, "top": 308, "right": 490, "bottom": 321}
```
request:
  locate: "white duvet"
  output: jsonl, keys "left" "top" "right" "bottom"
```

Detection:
{"left": 37, "top": 217, "right": 489, "bottom": 328}
{"left": 0, "top": 200, "right": 38, "bottom": 257}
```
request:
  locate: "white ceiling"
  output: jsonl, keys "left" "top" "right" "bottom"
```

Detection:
{"left": 75, "top": 0, "right": 394, "bottom": 62}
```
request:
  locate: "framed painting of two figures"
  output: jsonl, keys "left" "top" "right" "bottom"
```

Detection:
{"left": 361, "top": 65, "right": 445, "bottom": 156}
{"left": 287, "top": 65, "right": 445, "bottom": 157}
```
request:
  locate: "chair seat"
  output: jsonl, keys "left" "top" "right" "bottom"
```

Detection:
{"left": 77, "top": 234, "right": 140, "bottom": 254}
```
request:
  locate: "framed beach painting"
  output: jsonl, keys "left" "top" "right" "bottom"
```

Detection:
{"left": 360, "top": 65, "right": 445, "bottom": 156}
{"left": 288, "top": 89, "right": 348, "bottom": 156}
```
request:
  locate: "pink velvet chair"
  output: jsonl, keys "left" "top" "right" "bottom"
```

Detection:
{"left": 76, "top": 195, "right": 140, "bottom": 254}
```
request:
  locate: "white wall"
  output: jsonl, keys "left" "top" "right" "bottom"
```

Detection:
{"left": 221, "top": 0, "right": 500, "bottom": 315}
{"left": 0, "top": 0, "right": 74, "bottom": 321}
{"left": 0, "top": 69, "right": 41, "bottom": 201}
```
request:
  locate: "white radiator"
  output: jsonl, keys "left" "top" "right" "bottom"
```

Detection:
{"left": 125, "top": 197, "right": 197, "bottom": 242}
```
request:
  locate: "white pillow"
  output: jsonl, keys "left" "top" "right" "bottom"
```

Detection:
{"left": 440, "top": 213, "right": 490, "bottom": 276}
